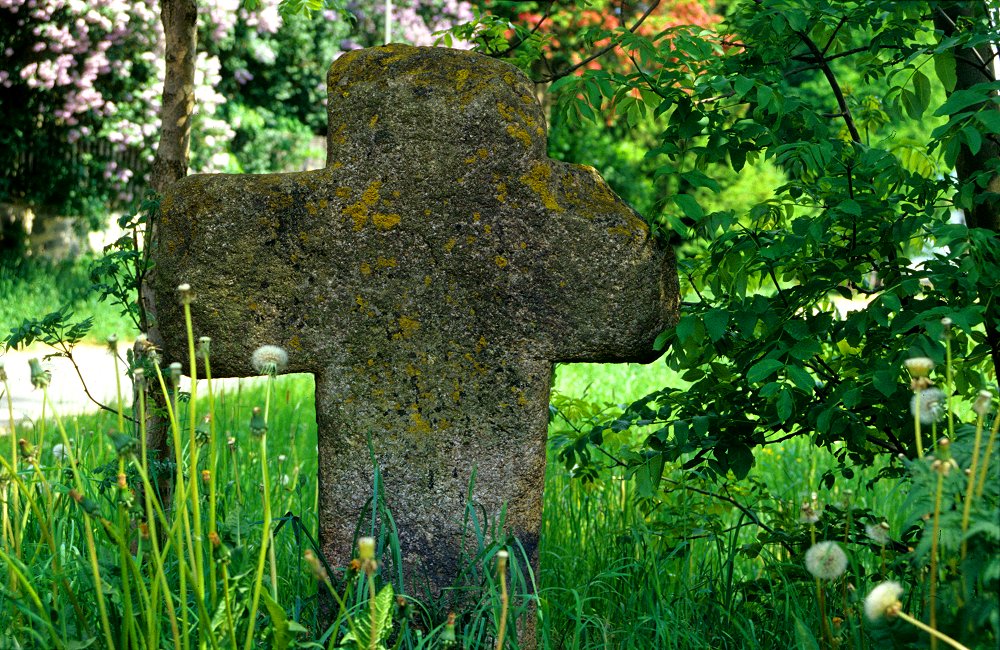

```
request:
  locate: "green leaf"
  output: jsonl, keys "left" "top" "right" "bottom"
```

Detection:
{"left": 747, "top": 359, "right": 783, "bottom": 384}
{"left": 873, "top": 369, "right": 898, "bottom": 397}
{"left": 703, "top": 309, "right": 730, "bottom": 342}
{"left": 777, "top": 387, "right": 793, "bottom": 423}
{"left": 934, "top": 52, "right": 957, "bottom": 92}
{"left": 733, "top": 75, "right": 754, "bottom": 99}
{"left": 681, "top": 169, "right": 721, "bottom": 192}
{"left": 674, "top": 194, "right": 704, "bottom": 220}
{"left": 935, "top": 88, "right": 989, "bottom": 116}
{"left": 786, "top": 365, "right": 815, "bottom": 393}
{"left": 901, "top": 88, "right": 921, "bottom": 120}
{"left": 634, "top": 453, "right": 665, "bottom": 497}
{"left": 757, "top": 85, "right": 774, "bottom": 111}
{"left": 261, "top": 591, "right": 297, "bottom": 650}
{"left": 911, "top": 70, "right": 931, "bottom": 118}
{"left": 726, "top": 443, "right": 754, "bottom": 480}
{"left": 961, "top": 125, "right": 983, "bottom": 155}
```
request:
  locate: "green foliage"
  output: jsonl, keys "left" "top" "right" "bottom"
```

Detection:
{"left": 541, "top": 0, "right": 1000, "bottom": 481}
{"left": 88, "top": 195, "right": 158, "bottom": 332}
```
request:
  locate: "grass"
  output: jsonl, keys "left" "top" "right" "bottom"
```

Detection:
{"left": 0, "top": 254, "right": 136, "bottom": 344}
{"left": 0, "top": 343, "right": 996, "bottom": 648}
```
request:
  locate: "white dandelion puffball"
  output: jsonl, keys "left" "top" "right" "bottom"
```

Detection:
{"left": 910, "top": 387, "right": 945, "bottom": 425}
{"left": 865, "top": 522, "right": 891, "bottom": 546}
{"left": 52, "top": 443, "right": 68, "bottom": 461}
{"left": 864, "top": 581, "right": 903, "bottom": 621}
{"left": 805, "top": 541, "right": 848, "bottom": 580}
{"left": 251, "top": 345, "right": 288, "bottom": 376}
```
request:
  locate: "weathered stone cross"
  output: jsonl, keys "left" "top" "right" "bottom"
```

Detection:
{"left": 152, "top": 44, "right": 677, "bottom": 606}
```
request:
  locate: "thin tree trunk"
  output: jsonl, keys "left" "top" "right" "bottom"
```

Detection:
{"left": 146, "top": 0, "right": 198, "bottom": 467}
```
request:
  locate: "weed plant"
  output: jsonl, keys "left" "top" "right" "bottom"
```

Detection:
{"left": 0, "top": 314, "right": 996, "bottom": 648}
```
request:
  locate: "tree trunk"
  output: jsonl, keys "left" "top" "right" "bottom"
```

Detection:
{"left": 146, "top": 0, "right": 198, "bottom": 465}
{"left": 933, "top": 0, "right": 1000, "bottom": 377}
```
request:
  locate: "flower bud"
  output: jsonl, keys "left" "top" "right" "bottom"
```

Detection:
{"left": 358, "top": 536, "right": 375, "bottom": 561}
{"left": 974, "top": 390, "right": 993, "bottom": 417}
{"left": 904, "top": 357, "right": 934, "bottom": 379}
{"left": 106, "top": 333, "right": 118, "bottom": 354}
{"left": 29, "top": 358, "right": 50, "bottom": 389}
{"left": 197, "top": 336, "right": 211, "bottom": 360}
{"left": 250, "top": 407, "right": 267, "bottom": 437}
{"left": 177, "top": 283, "right": 193, "bottom": 305}
{"left": 201, "top": 469, "right": 211, "bottom": 483}
{"left": 168, "top": 362, "right": 182, "bottom": 387}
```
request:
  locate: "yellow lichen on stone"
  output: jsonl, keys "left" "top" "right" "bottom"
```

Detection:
{"left": 343, "top": 180, "right": 382, "bottom": 230}
{"left": 519, "top": 241, "right": 527, "bottom": 249}
{"left": 408, "top": 410, "right": 433, "bottom": 434}
{"left": 455, "top": 69, "right": 470, "bottom": 90}
{"left": 506, "top": 124, "right": 532, "bottom": 148}
{"left": 376, "top": 256, "right": 397, "bottom": 268}
{"left": 495, "top": 183, "right": 507, "bottom": 203}
{"left": 397, "top": 316, "right": 421, "bottom": 338}
{"left": 331, "top": 124, "right": 348, "bottom": 145}
{"left": 443, "top": 238, "right": 457, "bottom": 253}
{"left": 369, "top": 114, "right": 379, "bottom": 128}
{"left": 305, "top": 201, "right": 318, "bottom": 216}
{"left": 466, "top": 235, "right": 476, "bottom": 245}
{"left": 336, "top": 187, "right": 351, "bottom": 199}
{"left": 496, "top": 102, "right": 515, "bottom": 120}
{"left": 289, "top": 334, "right": 302, "bottom": 351}
{"left": 495, "top": 255, "right": 508, "bottom": 268}
{"left": 331, "top": 161, "right": 344, "bottom": 170}
{"left": 484, "top": 224, "right": 492, "bottom": 234}
{"left": 359, "top": 262, "right": 372, "bottom": 275}
{"left": 424, "top": 275, "right": 432, "bottom": 286}
{"left": 372, "top": 212, "right": 401, "bottom": 230}
{"left": 476, "top": 336, "right": 487, "bottom": 352}
{"left": 520, "top": 162, "right": 563, "bottom": 212}
{"left": 355, "top": 295, "right": 368, "bottom": 309}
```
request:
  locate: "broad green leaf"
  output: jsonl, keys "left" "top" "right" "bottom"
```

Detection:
{"left": 786, "top": 365, "right": 815, "bottom": 393}
{"left": 674, "top": 194, "right": 704, "bottom": 220}
{"left": 935, "top": 88, "right": 989, "bottom": 116}
{"left": 733, "top": 75, "right": 754, "bottom": 99}
{"left": 933, "top": 52, "right": 957, "bottom": 92}
{"left": 873, "top": 369, "right": 898, "bottom": 397}
{"left": 261, "top": 591, "right": 296, "bottom": 650}
{"left": 961, "top": 125, "right": 983, "bottom": 156}
{"left": 777, "top": 387, "right": 794, "bottom": 422}
{"left": 703, "top": 309, "right": 730, "bottom": 342}
{"left": 748, "top": 359, "right": 783, "bottom": 384}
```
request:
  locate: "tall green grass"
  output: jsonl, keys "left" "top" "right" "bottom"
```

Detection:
{"left": 0, "top": 254, "right": 135, "bottom": 342}
{"left": 0, "top": 353, "right": 996, "bottom": 648}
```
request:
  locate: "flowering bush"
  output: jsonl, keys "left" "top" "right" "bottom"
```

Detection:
{"left": 0, "top": 0, "right": 476, "bottom": 221}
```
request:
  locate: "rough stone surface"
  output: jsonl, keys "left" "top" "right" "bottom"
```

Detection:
{"left": 152, "top": 43, "right": 678, "bottom": 619}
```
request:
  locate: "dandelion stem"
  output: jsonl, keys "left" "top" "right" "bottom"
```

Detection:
{"left": 975, "top": 409, "right": 999, "bottom": 498}
{"left": 895, "top": 610, "right": 971, "bottom": 650}
{"left": 496, "top": 551, "right": 510, "bottom": 650}
{"left": 960, "top": 409, "right": 986, "bottom": 560}
{"left": 929, "top": 466, "right": 945, "bottom": 650}
{"left": 914, "top": 390, "right": 924, "bottom": 458}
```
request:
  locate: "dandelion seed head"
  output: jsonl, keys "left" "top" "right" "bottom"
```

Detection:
{"left": 251, "top": 345, "right": 288, "bottom": 376}
{"left": 805, "top": 541, "right": 848, "bottom": 580}
{"left": 52, "top": 443, "right": 67, "bottom": 461}
{"left": 865, "top": 521, "right": 890, "bottom": 546}
{"left": 973, "top": 390, "right": 993, "bottom": 417}
{"left": 910, "top": 387, "right": 945, "bottom": 425}
{"left": 864, "top": 581, "right": 903, "bottom": 621}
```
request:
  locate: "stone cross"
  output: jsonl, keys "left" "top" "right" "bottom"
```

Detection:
{"left": 152, "top": 44, "right": 677, "bottom": 610}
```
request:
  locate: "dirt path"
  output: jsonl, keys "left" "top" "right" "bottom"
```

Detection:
{"left": 0, "top": 342, "right": 259, "bottom": 433}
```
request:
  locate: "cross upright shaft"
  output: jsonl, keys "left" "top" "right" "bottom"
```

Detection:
{"left": 152, "top": 44, "right": 678, "bottom": 608}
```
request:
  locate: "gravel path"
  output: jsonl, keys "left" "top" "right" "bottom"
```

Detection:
{"left": 0, "top": 342, "right": 260, "bottom": 433}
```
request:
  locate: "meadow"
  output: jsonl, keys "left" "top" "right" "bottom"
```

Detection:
{"left": 0, "top": 310, "right": 996, "bottom": 648}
